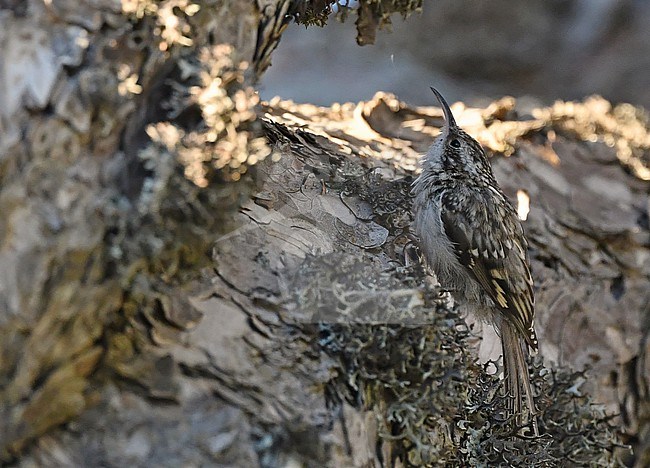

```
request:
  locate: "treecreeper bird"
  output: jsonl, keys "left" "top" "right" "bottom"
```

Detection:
{"left": 412, "top": 87, "right": 539, "bottom": 436}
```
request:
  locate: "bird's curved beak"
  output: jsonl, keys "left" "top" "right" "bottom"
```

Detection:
{"left": 430, "top": 87, "right": 457, "bottom": 136}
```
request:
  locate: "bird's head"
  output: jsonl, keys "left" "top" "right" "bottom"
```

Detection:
{"left": 421, "top": 87, "right": 493, "bottom": 181}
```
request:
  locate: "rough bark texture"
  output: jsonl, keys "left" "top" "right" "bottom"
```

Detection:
{"left": 0, "top": 0, "right": 291, "bottom": 460}
{"left": 0, "top": 1, "right": 648, "bottom": 467}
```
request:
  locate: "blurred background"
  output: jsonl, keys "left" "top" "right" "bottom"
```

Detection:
{"left": 261, "top": 0, "right": 650, "bottom": 108}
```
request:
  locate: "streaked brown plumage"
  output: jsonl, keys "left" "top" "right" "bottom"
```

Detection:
{"left": 412, "top": 87, "right": 538, "bottom": 435}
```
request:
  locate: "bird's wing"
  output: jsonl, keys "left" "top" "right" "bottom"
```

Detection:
{"left": 440, "top": 190, "right": 537, "bottom": 351}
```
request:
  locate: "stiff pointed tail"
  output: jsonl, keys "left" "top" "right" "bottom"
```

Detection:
{"left": 501, "top": 321, "right": 539, "bottom": 436}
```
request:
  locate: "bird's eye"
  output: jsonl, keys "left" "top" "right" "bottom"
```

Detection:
{"left": 449, "top": 139, "right": 461, "bottom": 149}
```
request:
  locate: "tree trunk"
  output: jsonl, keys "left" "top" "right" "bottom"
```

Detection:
{"left": 0, "top": 0, "right": 291, "bottom": 459}
{"left": 0, "top": 1, "right": 648, "bottom": 466}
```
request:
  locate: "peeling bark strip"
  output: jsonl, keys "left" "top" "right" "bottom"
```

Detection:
{"left": 0, "top": 0, "right": 648, "bottom": 466}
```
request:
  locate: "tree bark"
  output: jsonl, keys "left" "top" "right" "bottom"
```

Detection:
{"left": 0, "top": 1, "right": 648, "bottom": 466}
{"left": 0, "top": 0, "right": 290, "bottom": 459}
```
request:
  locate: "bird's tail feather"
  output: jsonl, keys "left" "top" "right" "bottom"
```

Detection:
{"left": 501, "top": 321, "right": 539, "bottom": 436}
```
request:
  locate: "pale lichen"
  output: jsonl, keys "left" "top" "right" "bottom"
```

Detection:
{"left": 146, "top": 44, "right": 271, "bottom": 185}
{"left": 122, "top": 0, "right": 200, "bottom": 50}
